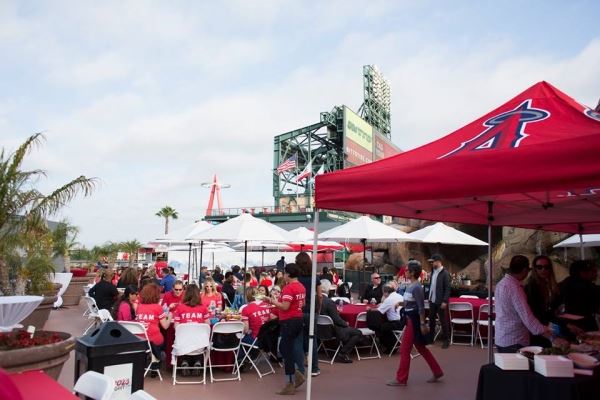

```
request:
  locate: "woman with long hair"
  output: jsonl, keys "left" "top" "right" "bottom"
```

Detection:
{"left": 524, "top": 255, "right": 561, "bottom": 346}
{"left": 173, "top": 284, "right": 209, "bottom": 326}
{"left": 388, "top": 260, "right": 443, "bottom": 386}
{"left": 295, "top": 251, "right": 321, "bottom": 377}
{"left": 201, "top": 277, "right": 223, "bottom": 315}
{"left": 274, "top": 270, "right": 285, "bottom": 288}
{"left": 135, "top": 283, "right": 170, "bottom": 377}
{"left": 117, "top": 267, "right": 138, "bottom": 288}
{"left": 113, "top": 284, "right": 138, "bottom": 321}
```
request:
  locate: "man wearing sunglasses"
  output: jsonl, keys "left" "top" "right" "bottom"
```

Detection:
{"left": 361, "top": 273, "right": 384, "bottom": 304}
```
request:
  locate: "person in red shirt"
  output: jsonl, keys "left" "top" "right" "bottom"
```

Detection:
{"left": 263, "top": 264, "right": 306, "bottom": 395}
{"left": 173, "top": 284, "right": 209, "bottom": 325}
{"left": 114, "top": 285, "right": 138, "bottom": 321}
{"left": 135, "top": 283, "right": 170, "bottom": 377}
{"left": 259, "top": 272, "right": 273, "bottom": 288}
{"left": 162, "top": 280, "right": 185, "bottom": 312}
{"left": 241, "top": 287, "right": 276, "bottom": 339}
{"left": 245, "top": 272, "right": 258, "bottom": 288}
{"left": 200, "top": 277, "right": 223, "bottom": 316}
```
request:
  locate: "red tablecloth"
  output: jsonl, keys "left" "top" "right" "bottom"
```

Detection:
{"left": 339, "top": 304, "right": 378, "bottom": 328}
{"left": 8, "top": 370, "right": 78, "bottom": 400}
{"left": 449, "top": 297, "right": 493, "bottom": 324}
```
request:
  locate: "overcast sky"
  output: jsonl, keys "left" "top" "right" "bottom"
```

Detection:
{"left": 2, "top": 1, "right": 599, "bottom": 247}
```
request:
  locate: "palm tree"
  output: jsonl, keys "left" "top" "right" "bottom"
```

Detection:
{"left": 119, "top": 240, "right": 142, "bottom": 267}
{"left": 0, "top": 133, "right": 97, "bottom": 294}
{"left": 156, "top": 206, "right": 178, "bottom": 235}
{"left": 52, "top": 219, "right": 80, "bottom": 272}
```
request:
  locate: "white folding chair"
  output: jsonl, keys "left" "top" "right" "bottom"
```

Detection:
{"left": 172, "top": 323, "right": 210, "bottom": 385}
{"left": 449, "top": 302, "right": 475, "bottom": 346}
{"left": 98, "top": 309, "right": 113, "bottom": 322}
{"left": 129, "top": 390, "right": 157, "bottom": 400}
{"left": 354, "top": 312, "right": 381, "bottom": 360}
{"left": 234, "top": 334, "right": 276, "bottom": 378}
{"left": 388, "top": 329, "right": 421, "bottom": 359}
{"left": 330, "top": 297, "right": 351, "bottom": 304}
{"left": 119, "top": 321, "right": 163, "bottom": 381}
{"left": 82, "top": 296, "right": 101, "bottom": 334}
{"left": 316, "top": 315, "right": 342, "bottom": 364}
{"left": 476, "top": 303, "right": 495, "bottom": 348}
{"left": 208, "top": 321, "right": 244, "bottom": 382}
{"left": 73, "top": 370, "right": 115, "bottom": 400}
{"left": 459, "top": 295, "right": 479, "bottom": 299}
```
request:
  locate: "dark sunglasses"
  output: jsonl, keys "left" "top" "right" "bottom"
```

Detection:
{"left": 373, "top": 276, "right": 381, "bottom": 279}
{"left": 173, "top": 288, "right": 184, "bottom": 292}
{"left": 535, "top": 265, "right": 552, "bottom": 271}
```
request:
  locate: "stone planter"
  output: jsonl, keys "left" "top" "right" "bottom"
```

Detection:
{"left": 0, "top": 331, "right": 75, "bottom": 380}
{"left": 62, "top": 276, "right": 92, "bottom": 306}
{"left": 20, "top": 283, "right": 61, "bottom": 330}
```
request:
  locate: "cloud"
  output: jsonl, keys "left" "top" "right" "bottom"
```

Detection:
{"left": 1, "top": 2, "right": 598, "bottom": 247}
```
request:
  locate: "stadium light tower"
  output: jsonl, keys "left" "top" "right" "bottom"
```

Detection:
{"left": 201, "top": 174, "right": 231, "bottom": 217}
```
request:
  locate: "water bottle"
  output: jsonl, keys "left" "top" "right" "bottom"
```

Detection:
{"left": 370, "top": 298, "right": 377, "bottom": 305}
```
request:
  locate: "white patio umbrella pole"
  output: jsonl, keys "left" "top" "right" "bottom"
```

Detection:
{"left": 579, "top": 233, "right": 585, "bottom": 260}
{"left": 487, "top": 201, "right": 494, "bottom": 363}
{"left": 244, "top": 240, "right": 248, "bottom": 295}
{"left": 306, "top": 209, "right": 319, "bottom": 400}
{"left": 199, "top": 241, "right": 204, "bottom": 282}
{"left": 187, "top": 242, "right": 192, "bottom": 284}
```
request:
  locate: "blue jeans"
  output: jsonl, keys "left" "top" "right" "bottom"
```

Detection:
{"left": 279, "top": 318, "right": 304, "bottom": 376}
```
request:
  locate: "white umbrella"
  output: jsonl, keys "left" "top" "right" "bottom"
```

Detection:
{"left": 232, "top": 241, "right": 293, "bottom": 267}
{"left": 553, "top": 233, "right": 600, "bottom": 260}
{"left": 288, "top": 227, "right": 345, "bottom": 251}
{"left": 408, "top": 222, "right": 488, "bottom": 246}
{"left": 319, "top": 215, "right": 419, "bottom": 290}
{"left": 191, "top": 213, "right": 292, "bottom": 274}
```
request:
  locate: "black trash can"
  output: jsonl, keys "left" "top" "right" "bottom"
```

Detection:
{"left": 75, "top": 321, "right": 148, "bottom": 399}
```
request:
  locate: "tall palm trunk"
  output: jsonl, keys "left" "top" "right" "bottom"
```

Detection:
{"left": 64, "top": 252, "right": 71, "bottom": 272}
{"left": 0, "top": 255, "right": 12, "bottom": 295}
{"left": 165, "top": 217, "right": 169, "bottom": 235}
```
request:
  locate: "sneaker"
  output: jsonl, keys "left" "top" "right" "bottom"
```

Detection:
{"left": 386, "top": 379, "right": 407, "bottom": 386}
{"left": 180, "top": 360, "right": 190, "bottom": 377}
{"left": 311, "top": 370, "right": 321, "bottom": 377}
{"left": 294, "top": 370, "right": 305, "bottom": 388}
{"left": 193, "top": 360, "right": 203, "bottom": 376}
{"left": 427, "top": 373, "right": 444, "bottom": 383}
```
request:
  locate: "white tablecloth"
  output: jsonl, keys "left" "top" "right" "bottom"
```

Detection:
{"left": 0, "top": 296, "right": 44, "bottom": 331}
{"left": 52, "top": 273, "right": 73, "bottom": 308}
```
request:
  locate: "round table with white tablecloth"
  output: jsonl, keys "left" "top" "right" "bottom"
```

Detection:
{"left": 0, "top": 295, "right": 43, "bottom": 331}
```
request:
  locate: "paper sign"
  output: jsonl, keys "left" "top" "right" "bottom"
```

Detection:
{"left": 104, "top": 363, "right": 133, "bottom": 400}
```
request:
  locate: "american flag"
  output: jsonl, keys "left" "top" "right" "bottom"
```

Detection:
{"left": 276, "top": 154, "right": 297, "bottom": 174}
{"left": 295, "top": 162, "right": 311, "bottom": 182}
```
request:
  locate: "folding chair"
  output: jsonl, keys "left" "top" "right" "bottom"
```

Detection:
{"left": 98, "top": 309, "right": 113, "bottom": 322}
{"left": 119, "top": 321, "right": 163, "bottom": 381}
{"left": 129, "top": 390, "right": 157, "bottom": 400}
{"left": 449, "top": 302, "right": 475, "bottom": 346}
{"left": 388, "top": 329, "right": 421, "bottom": 359}
{"left": 316, "top": 315, "right": 342, "bottom": 364}
{"left": 172, "top": 323, "right": 210, "bottom": 385}
{"left": 354, "top": 312, "right": 381, "bottom": 360}
{"left": 234, "top": 333, "right": 276, "bottom": 378}
{"left": 82, "top": 296, "right": 100, "bottom": 334}
{"left": 73, "top": 370, "right": 114, "bottom": 400}
{"left": 208, "top": 321, "right": 244, "bottom": 382}
{"left": 476, "top": 303, "right": 495, "bottom": 348}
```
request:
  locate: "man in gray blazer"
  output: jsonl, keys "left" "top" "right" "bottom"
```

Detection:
{"left": 428, "top": 254, "right": 451, "bottom": 348}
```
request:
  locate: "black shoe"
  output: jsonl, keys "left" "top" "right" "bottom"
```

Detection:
{"left": 441, "top": 342, "right": 449, "bottom": 349}
{"left": 150, "top": 371, "right": 158, "bottom": 378}
{"left": 336, "top": 354, "right": 353, "bottom": 364}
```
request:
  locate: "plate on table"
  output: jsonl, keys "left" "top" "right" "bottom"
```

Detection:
{"left": 568, "top": 353, "right": 600, "bottom": 369}
{"left": 518, "top": 346, "right": 543, "bottom": 360}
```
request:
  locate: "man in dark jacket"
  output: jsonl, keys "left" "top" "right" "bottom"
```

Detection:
{"left": 360, "top": 273, "right": 384, "bottom": 304}
{"left": 319, "top": 280, "right": 362, "bottom": 363}
{"left": 428, "top": 254, "right": 451, "bottom": 348}
{"left": 222, "top": 272, "right": 236, "bottom": 306}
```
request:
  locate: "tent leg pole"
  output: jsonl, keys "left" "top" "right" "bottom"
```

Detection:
{"left": 487, "top": 202, "right": 494, "bottom": 363}
{"left": 187, "top": 242, "right": 192, "bottom": 285}
{"left": 306, "top": 209, "right": 319, "bottom": 400}
{"left": 579, "top": 233, "right": 585, "bottom": 260}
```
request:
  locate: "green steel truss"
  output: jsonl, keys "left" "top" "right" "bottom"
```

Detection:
{"left": 273, "top": 107, "right": 344, "bottom": 206}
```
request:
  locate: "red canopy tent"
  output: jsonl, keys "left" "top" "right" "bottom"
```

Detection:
{"left": 314, "top": 81, "right": 600, "bottom": 360}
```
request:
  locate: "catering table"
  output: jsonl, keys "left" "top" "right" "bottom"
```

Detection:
{"left": 7, "top": 370, "right": 79, "bottom": 400}
{"left": 475, "top": 364, "right": 600, "bottom": 400}
{"left": 0, "top": 296, "right": 44, "bottom": 332}
{"left": 338, "top": 304, "right": 377, "bottom": 328}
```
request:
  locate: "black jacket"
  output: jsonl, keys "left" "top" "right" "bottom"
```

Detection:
{"left": 320, "top": 296, "right": 358, "bottom": 342}
{"left": 361, "top": 284, "right": 383, "bottom": 303}
{"left": 430, "top": 268, "right": 450, "bottom": 305}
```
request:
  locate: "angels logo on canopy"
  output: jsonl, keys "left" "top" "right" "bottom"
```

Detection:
{"left": 439, "top": 100, "right": 550, "bottom": 158}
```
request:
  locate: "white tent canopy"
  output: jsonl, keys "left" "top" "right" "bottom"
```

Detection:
{"left": 288, "top": 226, "right": 344, "bottom": 250}
{"left": 318, "top": 216, "right": 416, "bottom": 242}
{"left": 408, "top": 222, "right": 488, "bottom": 246}
{"left": 190, "top": 213, "right": 292, "bottom": 242}
{"left": 553, "top": 234, "right": 600, "bottom": 248}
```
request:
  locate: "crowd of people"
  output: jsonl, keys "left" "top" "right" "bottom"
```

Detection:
{"left": 85, "top": 252, "right": 599, "bottom": 392}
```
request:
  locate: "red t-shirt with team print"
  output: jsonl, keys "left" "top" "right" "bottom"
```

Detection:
{"left": 173, "top": 303, "right": 209, "bottom": 324}
{"left": 241, "top": 301, "right": 274, "bottom": 337}
{"left": 279, "top": 280, "right": 305, "bottom": 320}
{"left": 135, "top": 303, "right": 166, "bottom": 345}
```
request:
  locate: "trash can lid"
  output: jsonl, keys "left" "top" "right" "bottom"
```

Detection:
{"left": 77, "top": 321, "right": 146, "bottom": 348}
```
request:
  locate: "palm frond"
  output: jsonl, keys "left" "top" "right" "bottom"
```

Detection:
{"left": 30, "top": 175, "right": 97, "bottom": 218}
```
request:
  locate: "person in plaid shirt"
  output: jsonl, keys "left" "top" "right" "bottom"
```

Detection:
{"left": 495, "top": 255, "right": 552, "bottom": 353}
